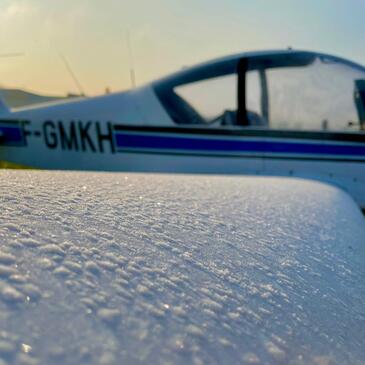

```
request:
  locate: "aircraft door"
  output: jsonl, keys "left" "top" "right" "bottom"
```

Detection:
{"left": 237, "top": 51, "right": 365, "bottom": 189}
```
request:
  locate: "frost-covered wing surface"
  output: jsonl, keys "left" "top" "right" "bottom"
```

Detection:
{"left": 0, "top": 172, "right": 365, "bottom": 365}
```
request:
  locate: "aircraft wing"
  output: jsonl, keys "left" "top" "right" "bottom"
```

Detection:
{"left": 0, "top": 171, "right": 364, "bottom": 364}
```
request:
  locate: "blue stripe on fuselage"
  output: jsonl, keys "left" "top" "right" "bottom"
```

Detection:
{"left": 114, "top": 133, "right": 365, "bottom": 157}
{"left": 0, "top": 125, "right": 24, "bottom": 145}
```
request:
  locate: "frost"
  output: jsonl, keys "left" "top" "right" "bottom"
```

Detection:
{"left": 85, "top": 261, "right": 101, "bottom": 275}
{"left": 19, "top": 284, "right": 42, "bottom": 302}
{"left": 0, "top": 171, "right": 364, "bottom": 364}
{"left": 97, "top": 308, "right": 121, "bottom": 325}
{"left": 53, "top": 266, "right": 73, "bottom": 278}
{"left": 185, "top": 324, "right": 204, "bottom": 337}
{"left": 0, "top": 340, "right": 16, "bottom": 356}
{"left": 265, "top": 341, "right": 286, "bottom": 362}
{"left": 39, "top": 244, "right": 65, "bottom": 256}
{"left": 0, "top": 285, "right": 24, "bottom": 303}
{"left": 0, "top": 253, "right": 16, "bottom": 265}
{"left": 18, "top": 239, "right": 39, "bottom": 248}
{"left": 0, "top": 265, "right": 18, "bottom": 277}
{"left": 63, "top": 261, "right": 83, "bottom": 274}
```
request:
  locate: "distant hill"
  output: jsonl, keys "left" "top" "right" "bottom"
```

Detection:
{"left": 0, "top": 88, "right": 80, "bottom": 108}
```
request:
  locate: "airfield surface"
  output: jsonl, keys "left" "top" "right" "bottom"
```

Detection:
{"left": 0, "top": 171, "right": 364, "bottom": 365}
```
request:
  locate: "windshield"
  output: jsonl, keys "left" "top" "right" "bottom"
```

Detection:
{"left": 261, "top": 55, "right": 365, "bottom": 131}
{"left": 155, "top": 52, "right": 365, "bottom": 131}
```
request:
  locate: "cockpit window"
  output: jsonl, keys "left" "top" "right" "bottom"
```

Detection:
{"left": 155, "top": 52, "right": 365, "bottom": 131}
{"left": 153, "top": 58, "right": 238, "bottom": 125}
{"left": 174, "top": 74, "right": 237, "bottom": 123}
{"left": 264, "top": 56, "right": 365, "bottom": 131}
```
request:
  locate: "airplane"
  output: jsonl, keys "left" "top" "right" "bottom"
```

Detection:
{"left": 1, "top": 49, "right": 365, "bottom": 208}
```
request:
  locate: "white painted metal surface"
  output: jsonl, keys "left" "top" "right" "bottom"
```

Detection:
{"left": 0, "top": 171, "right": 364, "bottom": 364}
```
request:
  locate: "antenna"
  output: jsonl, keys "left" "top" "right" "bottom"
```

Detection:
{"left": 59, "top": 54, "right": 85, "bottom": 96}
{"left": 126, "top": 30, "right": 136, "bottom": 88}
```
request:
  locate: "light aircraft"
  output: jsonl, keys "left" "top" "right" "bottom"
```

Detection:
{"left": 1, "top": 49, "right": 365, "bottom": 207}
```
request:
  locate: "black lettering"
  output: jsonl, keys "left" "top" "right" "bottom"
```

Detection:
{"left": 78, "top": 121, "right": 96, "bottom": 152}
{"left": 96, "top": 122, "right": 115, "bottom": 153}
{"left": 21, "top": 120, "right": 31, "bottom": 145}
{"left": 43, "top": 121, "right": 58, "bottom": 149}
{"left": 58, "top": 121, "right": 79, "bottom": 151}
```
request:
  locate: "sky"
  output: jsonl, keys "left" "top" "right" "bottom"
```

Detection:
{"left": 0, "top": 0, "right": 365, "bottom": 96}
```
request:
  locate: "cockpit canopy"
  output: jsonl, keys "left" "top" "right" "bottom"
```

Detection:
{"left": 154, "top": 50, "right": 365, "bottom": 131}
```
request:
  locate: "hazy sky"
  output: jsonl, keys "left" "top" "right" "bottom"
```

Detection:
{"left": 0, "top": 0, "right": 365, "bottom": 96}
